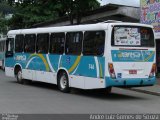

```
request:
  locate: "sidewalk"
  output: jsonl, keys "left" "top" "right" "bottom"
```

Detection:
{"left": 129, "top": 78, "right": 160, "bottom": 96}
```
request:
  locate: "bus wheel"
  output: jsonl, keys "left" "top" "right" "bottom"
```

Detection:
{"left": 16, "top": 69, "right": 23, "bottom": 84}
{"left": 58, "top": 72, "right": 70, "bottom": 93}
{"left": 106, "top": 87, "right": 112, "bottom": 94}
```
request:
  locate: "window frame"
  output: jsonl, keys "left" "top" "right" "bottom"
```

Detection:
{"left": 6, "top": 37, "right": 14, "bottom": 53}
{"left": 111, "top": 25, "right": 155, "bottom": 47}
{"left": 83, "top": 30, "right": 105, "bottom": 56}
{"left": 36, "top": 33, "right": 49, "bottom": 54}
{"left": 65, "top": 32, "right": 83, "bottom": 55}
{"left": 15, "top": 34, "right": 24, "bottom": 53}
{"left": 49, "top": 32, "right": 65, "bottom": 55}
{"left": 24, "top": 34, "right": 36, "bottom": 53}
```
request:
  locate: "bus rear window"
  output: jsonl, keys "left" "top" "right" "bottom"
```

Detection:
{"left": 111, "top": 26, "right": 154, "bottom": 47}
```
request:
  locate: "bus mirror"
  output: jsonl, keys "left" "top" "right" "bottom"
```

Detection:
{"left": 5, "top": 51, "right": 13, "bottom": 57}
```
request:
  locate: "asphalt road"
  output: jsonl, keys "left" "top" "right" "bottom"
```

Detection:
{"left": 0, "top": 70, "right": 160, "bottom": 114}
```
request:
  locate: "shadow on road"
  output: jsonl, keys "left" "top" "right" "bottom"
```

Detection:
{"left": 71, "top": 89, "right": 146, "bottom": 101}
{"left": 10, "top": 80, "right": 59, "bottom": 91}
{"left": 9, "top": 80, "right": 146, "bottom": 101}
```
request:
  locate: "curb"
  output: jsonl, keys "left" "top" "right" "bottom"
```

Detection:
{"left": 126, "top": 87, "right": 160, "bottom": 96}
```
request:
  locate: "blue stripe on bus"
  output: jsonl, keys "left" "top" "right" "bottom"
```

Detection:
{"left": 5, "top": 53, "right": 105, "bottom": 78}
{"left": 111, "top": 50, "right": 155, "bottom": 62}
{"left": 105, "top": 77, "right": 156, "bottom": 87}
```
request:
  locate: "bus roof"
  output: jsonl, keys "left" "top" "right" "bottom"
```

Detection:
{"left": 7, "top": 22, "right": 153, "bottom": 35}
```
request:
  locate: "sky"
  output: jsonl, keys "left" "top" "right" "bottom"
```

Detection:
{"left": 98, "top": 0, "right": 140, "bottom": 7}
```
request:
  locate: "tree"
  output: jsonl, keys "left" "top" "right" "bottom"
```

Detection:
{"left": 8, "top": 0, "right": 58, "bottom": 29}
{"left": 54, "top": 0, "right": 100, "bottom": 24}
{"left": 8, "top": 0, "right": 100, "bottom": 29}
{"left": 0, "top": 1, "right": 13, "bottom": 34}
{"left": 0, "top": 12, "right": 8, "bottom": 34}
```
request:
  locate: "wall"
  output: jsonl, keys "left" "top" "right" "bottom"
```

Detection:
{"left": 140, "top": 0, "right": 160, "bottom": 39}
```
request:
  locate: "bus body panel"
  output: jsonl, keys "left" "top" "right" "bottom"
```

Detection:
{"left": 5, "top": 22, "right": 156, "bottom": 90}
{"left": 0, "top": 52, "right": 5, "bottom": 66}
{"left": 5, "top": 53, "right": 106, "bottom": 89}
{"left": 111, "top": 49, "right": 155, "bottom": 78}
{"left": 104, "top": 24, "right": 156, "bottom": 87}
{"left": 0, "top": 37, "right": 6, "bottom": 69}
{"left": 5, "top": 67, "right": 14, "bottom": 77}
{"left": 105, "top": 77, "right": 156, "bottom": 87}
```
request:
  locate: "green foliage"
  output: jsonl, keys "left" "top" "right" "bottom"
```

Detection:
{"left": 7, "top": 0, "right": 100, "bottom": 29}
{"left": 0, "top": 0, "right": 13, "bottom": 34}
{"left": 0, "top": 13, "right": 8, "bottom": 34}
{"left": 9, "top": 0, "right": 58, "bottom": 29}
{"left": 53, "top": 0, "right": 100, "bottom": 24}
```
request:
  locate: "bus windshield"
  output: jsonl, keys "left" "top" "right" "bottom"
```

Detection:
{"left": 111, "top": 26, "right": 154, "bottom": 47}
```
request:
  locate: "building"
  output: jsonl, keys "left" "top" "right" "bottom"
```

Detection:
{"left": 140, "top": 0, "right": 160, "bottom": 39}
{"left": 32, "top": 4, "right": 140, "bottom": 28}
{"left": 140, "top": 0, "right": 160, "bottom": 71}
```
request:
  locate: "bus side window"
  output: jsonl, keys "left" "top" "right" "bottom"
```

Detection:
{"left": 5, "top": 38, "right": 14, "bottom": 57}
{"left": 6, "top": 38, "right": 14, "bottom": 52}
{"left": 50, "top": 33, "right": 65, "bottom": 54}
{"left": 36, "top": 33, "right": 49, "bottom": 54}
{"left": 15, "top": 34, "right": 24, "bottom": 53}
{"left": 24, "top": 34, "right": 36, "bottom": 53}
{"left": 83, "top": 31, "right": 105, "bottom": 56}
{"left": 65, "top": 32, "right": 83, "bottom": 55}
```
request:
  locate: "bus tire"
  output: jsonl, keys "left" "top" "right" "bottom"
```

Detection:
{"left": 106, "top": 87, "right": 112, "bottom": 94}
{"left": 2, "top": 60, "right": 5, "bottom": 71}
{"left": 57, "top": 71, "right": 70, "bottom": 93}
{"left": 16, "top": 69, "right": 24, "bottom": 84}
{"left": 97, "top": 87, "right": 112, "bottom": 94}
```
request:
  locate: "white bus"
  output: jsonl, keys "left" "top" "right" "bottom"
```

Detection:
{"left": 5, "top": 22, "right": 156, "bottom": 93}
{"left": 0, "top": 37, "right": 6, "bottom": 70}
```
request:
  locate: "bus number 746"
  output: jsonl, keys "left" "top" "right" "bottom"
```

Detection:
{"left": 89, "top": 64, "right": 95, "bottom": 70}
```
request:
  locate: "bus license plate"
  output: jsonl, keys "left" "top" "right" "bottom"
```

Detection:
{"left": 129, "top": 70, "right": 137, "bottom": 74}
